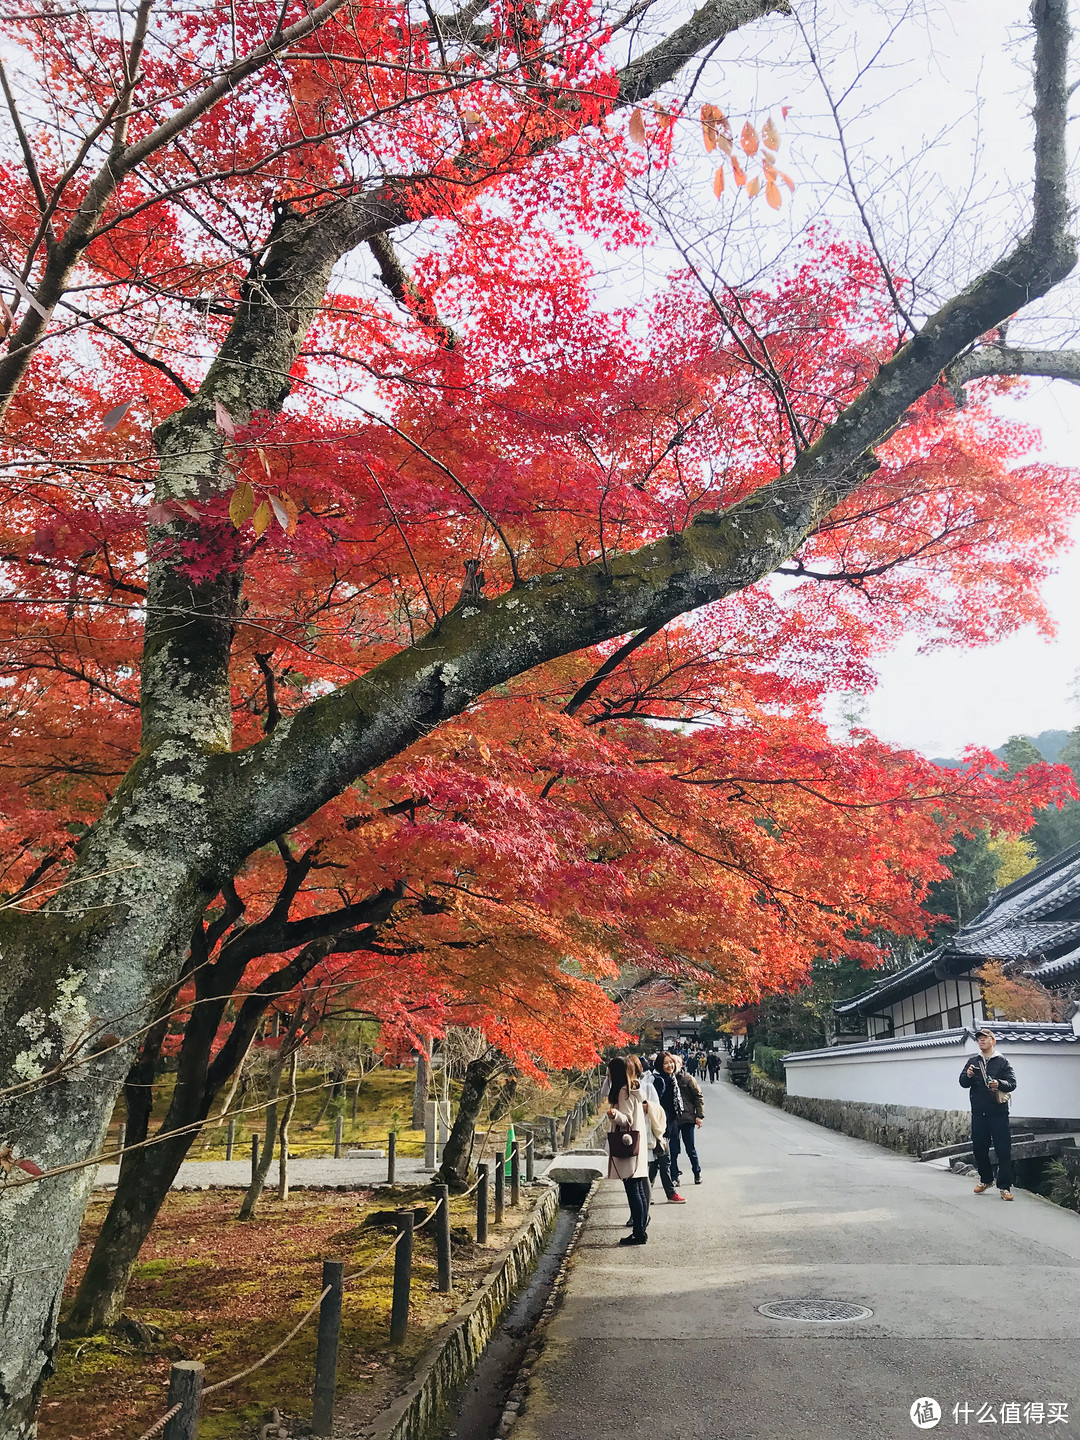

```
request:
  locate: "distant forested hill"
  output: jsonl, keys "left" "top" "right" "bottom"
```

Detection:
{"left": 932, "top": 727, "right": 1080, "bottom": 864}
{"left": 931, "top": 729, "right": 1070, "bottom": 769}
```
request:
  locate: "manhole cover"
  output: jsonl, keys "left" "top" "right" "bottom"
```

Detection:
{"left": 757, "top": 1299, "right": 873, "bottom": 1323}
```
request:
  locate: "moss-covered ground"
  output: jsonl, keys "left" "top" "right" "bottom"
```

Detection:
{"left": 45, "top": 1182, "right": 541, "bottom": 1440}
{"left": 48, "top": 1066, "right": 601, "bottom": 1438}
{"left": 107, "top": 1064, "right": 598, "bottom": 1161}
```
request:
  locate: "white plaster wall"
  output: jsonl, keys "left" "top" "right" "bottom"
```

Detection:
{"left": 784, "top": 1041, "right": 1080, "bottom": 1118}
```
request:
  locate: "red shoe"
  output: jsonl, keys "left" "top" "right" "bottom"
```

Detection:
{"left": 668, "top": 1192, "right": 687, "bottom": 1203}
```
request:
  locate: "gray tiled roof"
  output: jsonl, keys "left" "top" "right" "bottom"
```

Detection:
{"left": 950, "top": 918, "right": 1080, "bottom": 959}
{"left": 1027, "top": 940, "right": 1080, "bottom": 981}
{"left": 833, "top": 947, "right": 950, "bottom": 1015}
{"left": 835, "top": 840, "right": 1080, "bottom": 1016}
{"left": 785, "top": 1021, "right": 1080, "bottom": 1063}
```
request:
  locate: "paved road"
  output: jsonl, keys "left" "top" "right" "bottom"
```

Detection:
{"left": 516, "top": 1080, "right": 1080, "bottom": 1440}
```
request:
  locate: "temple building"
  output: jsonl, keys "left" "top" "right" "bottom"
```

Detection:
{"left": 782, "top": 842, "right": 1080, "bottom": 1126}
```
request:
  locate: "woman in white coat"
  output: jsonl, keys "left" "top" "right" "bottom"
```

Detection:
{"left": 607, "top": 1054, "right": 665, "bottom": 1245}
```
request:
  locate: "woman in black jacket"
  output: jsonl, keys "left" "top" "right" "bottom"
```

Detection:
{"left": 650, "top": 1054, "right": 687, "bottom": 1204}
{"left": 959, "top": 1028, "right": 1017, "bottom": 1200}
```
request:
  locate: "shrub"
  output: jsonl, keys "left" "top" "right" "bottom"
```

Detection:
{"left": 754, "top": 1044, "right": 788, "bottom": 1085}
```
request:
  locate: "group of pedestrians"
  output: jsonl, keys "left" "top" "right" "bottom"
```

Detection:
{"left": 605, "top": 1024, "right": 1020, "bottom": 1247}
{"left": 675, "top": 1045, "right": 723, "bottom": 1083}
{"left": 605, "top": 1049, "right": 708, "bottom": 1245}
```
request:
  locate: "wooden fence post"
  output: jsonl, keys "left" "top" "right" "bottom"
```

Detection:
{"left": 389, "top": 1210, "right": 414, "bottom": 1345}
{"left": 250, "top": 1133, "right": 259, "bottom": 1184}
{"left": 162, "top": 1360, "right": 203, "bottom": 1440}
{"left": 525, "top": 1130, "right": 535, "bottom": 1183}
{"left": 225, "top": 1117, "right": 235, "bottom": 1161}
{"left": 494, "top": 1157, "right": 505, "bottom": 1226}
{"left": 510, "top": 1142, "right": 520, "bottom": 1208}
{"left": 434, "top": 1184, "right": 452, "bottom": 1293}
{"left": 334, "top": 1115, "right": 344, "bottom": 1159}
{"left": 387, "top": 1131, "right": 396, "bottom": 1185}
{"left": 312, "top": 1260, "right": 344, "bottom": 1436}
{"left": 548, "top": 1116, "right": 557, "bottom": 1154}
{"left": 116, "top": 1122, "right": 126, "bottom": 1157}
{"left": 476, "top": 1162, "right": 489, "bottom": 1244}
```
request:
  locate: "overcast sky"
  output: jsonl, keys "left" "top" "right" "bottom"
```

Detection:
{"left": 864, "top": 382, "right": 1080, "bottom": 758}
{"left": 648, "top": 0, "right": 1080, "bottom": 759}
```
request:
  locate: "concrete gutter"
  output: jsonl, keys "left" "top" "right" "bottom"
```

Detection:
{"left": 357, "top": 1185, "right": 560, "bottom": 1440}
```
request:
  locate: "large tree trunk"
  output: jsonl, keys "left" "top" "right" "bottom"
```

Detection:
{"left": 0, "top": 812, "right": 222, "bottom": 1436}
{"left": 435, "top": 1056, "right": 495, "bottom": 1190}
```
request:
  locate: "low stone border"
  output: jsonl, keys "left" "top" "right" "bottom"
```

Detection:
{"left": 781, "top": 1093, "right": 974, "bottom": 1155}
{"left": 494, "top": 1177, "right": 598, "bottom": 1438}
{"left": 357, "top": 1184, "right": 560, "bottom": 1440}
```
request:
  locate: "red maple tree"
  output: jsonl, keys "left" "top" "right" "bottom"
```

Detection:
{"left": 2, "top": 0, "right": 1079, "bottom": 1422}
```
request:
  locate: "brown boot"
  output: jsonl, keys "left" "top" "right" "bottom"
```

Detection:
{"left": 973, "top": 1182, "right": 991, "bottom": 1193}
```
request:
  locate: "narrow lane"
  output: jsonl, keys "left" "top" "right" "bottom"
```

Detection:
{"left": 516, "top": 1081, "right": 1080, "bottom": 1440}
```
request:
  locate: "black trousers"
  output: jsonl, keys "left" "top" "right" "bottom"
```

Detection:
{"left": 971, "top": 1107, "right": 1013, "bottom": 1190}
{"left": 648, "top": 1138, "right": 676, "bottom": 1198}
{"left": 623, "top": 1176, "right": 651, "bottom": 1240}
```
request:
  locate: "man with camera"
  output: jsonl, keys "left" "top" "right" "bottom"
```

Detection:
{"left": 960, "top": 1027, "right": 1017, "bottom": 1201}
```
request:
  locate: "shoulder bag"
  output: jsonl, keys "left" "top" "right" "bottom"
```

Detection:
{"left": 607, "top": 1110, "right": 641, "bottom": 1159}
{"left": 979, "top": 1057, "right": 1011, "bottom": 1105}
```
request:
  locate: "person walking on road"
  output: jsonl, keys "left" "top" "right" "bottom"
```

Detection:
{"left": 607, "top": 1055, "right": 665, "bottom": 1245}
{"left": 960, "top": 1027, "right": 1017, "bottom": 1201}
{"left": 671, "top": 1054, "right": 705, "bottom": 1185}
{"left": 706, "top": 1051, "right": 721, "bottom": 1084}
{"left": 651, "top": 1053, "right": 687, "bottom": 1205}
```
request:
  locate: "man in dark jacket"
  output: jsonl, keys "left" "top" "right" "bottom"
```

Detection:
{"left": 959, "top": 1028, "right": 1017, "bottom": 1200}
{"left": 671, "top": 1058, "right": 706, "bottom": 1185}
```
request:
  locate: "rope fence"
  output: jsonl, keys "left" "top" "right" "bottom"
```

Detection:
{"left": 117, "top": 1088, "right": 605, "bottom": 1439}
{"left": 132, "top": 1402, "right": 182, "bottom": 1440}
{"left": 126, "top": 1146, "right": 536, "bottom": 1439}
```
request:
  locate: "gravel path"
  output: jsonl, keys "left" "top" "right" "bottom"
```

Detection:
{"left": 92, "top": 1155, "right": 432, "bottom": 1191}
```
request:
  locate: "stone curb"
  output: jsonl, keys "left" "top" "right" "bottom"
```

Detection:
{"left": 354, "top": 1184, "right": 560, "bottom": 1440}
{"left": 494, "top": 1177, "right": 599, "bottom": 1439}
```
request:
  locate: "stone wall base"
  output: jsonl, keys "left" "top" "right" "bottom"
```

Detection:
{"left": 781, "top": 1094, "right": 972, "bottom": 1156}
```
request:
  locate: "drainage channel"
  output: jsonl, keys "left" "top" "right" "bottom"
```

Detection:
{"left": 439, "top": 1187, "right": 587, "bottom": 1440}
